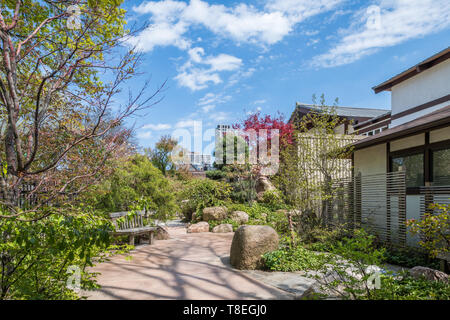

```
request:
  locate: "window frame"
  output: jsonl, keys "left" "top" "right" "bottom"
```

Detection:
{"left": 430, "top": 143, "right": 450, "bottom": 187}
{"left": 388, "top": 136, "right": 450, "bottom": 195}
{"left": 390, "top": 148, "right": 425, "bottom": 192}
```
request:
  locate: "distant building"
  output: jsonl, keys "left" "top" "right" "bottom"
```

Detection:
{"left": 215, "top": 124, "right": 233, "bottom": 137}
{"left": 189, "top": 152, "right": 212, "bottom": 167}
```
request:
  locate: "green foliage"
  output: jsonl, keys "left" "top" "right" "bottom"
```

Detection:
{"left": 331, "top": 229, "right": 386, "bottom": 267}
{"left": 206, "top": 170, "right": 226, "bottom": 180}
{"left": 276, "top": 94, "right": 354, "bottom": 228}
{"left": 85, "top": 155, "right": 177, "bottom": 221}
{"left": 407, "top": 203, "right": 450, "bottom": 258}
{"left": 303, "top": 225, "right": 353, "bottom": 252}
{"left": 212, "top": 164, "right": 258, "bottom": 205}
{"left": 225, "top": 202, "right": 289, "bottom": 234}
{"left": 307, "top": 229, "right": 387, "bottom": 300}
{"left": 179, "top": 179, "right": 232, "bottom": 221}
{"left": 213, "top": 134, "right": 249, "bottom": 169}
{"left": 260, "top": 190, "right": 287, "bottom": 210}
{"left": 145, "top": 135, "right": 178, "bottom": 176}
{"left": 263, "top": 246, "right": 329, "bottom": 272}
{"left": 208, "top": 218, "right": 240, "bottom": 231}
{"left": 383, "top": 247, "right": 441, "bottom": 270}
{"left": 0, "top": 207, "right": 131, "bottom": 300}
{"left": 370, "top": 273, "right": 450, "bottom": 300}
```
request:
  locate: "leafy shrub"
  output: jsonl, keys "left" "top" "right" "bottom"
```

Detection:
{"left": 226, "top": 202, "right": 268, "bottom": 222}
{"left": 208, "top": 218, "right": 240, "bottom": 231}
{"left": 0, "top": 207, "right": 130, "bottom": 300}
{"left": 262, "top": 246, "right": 329, "bottom": 272}
{"left": 225, "top": 202, "right": 290, "bottom": 234}
{"left": 370, "top": 273, "right": 450, "bottom": 300}
{"left": 206, "top": 170, "right": 226, "bottom": 180}
{"left": 310, "top": 229, "right": 387, "bottom": 300}
{"left": 179, "top": 179, "right": 232, "bottom": 221}
{"left": 407, "top": 202, "right": 450, "bottom": 258}
{"left": 230, "top": 179, "right": 257, "bottom": 204}
{"left": 260, "top": 190, "right": 287, "bottom": 210}
{"left": 383, "top": 246, "right": 441, "bottom": 269}
{"left": 302, "top": 225, "right": 354, "bottom": 252}
{"left": 85, "top": 155, "right": 178, "bottom": 221}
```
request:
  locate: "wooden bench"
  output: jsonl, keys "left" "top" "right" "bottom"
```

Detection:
{"left": 110, "top": 211, "right": 157, "bottom": 245}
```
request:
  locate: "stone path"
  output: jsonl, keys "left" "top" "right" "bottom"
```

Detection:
{"left": 85, "top": 224, "right": 302, "bottom": 300}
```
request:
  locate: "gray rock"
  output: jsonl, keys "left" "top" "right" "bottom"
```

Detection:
{"left": 202, "top": 206, "right": 228, "bottom": 221}
{"left": 230, "top": 211, "right": 249, "bottom": 224}
{"left": 230, "top": 225, "right": 279, "bottom": 270}
{"left": 255, "top": 175, "right": 276, "bottom": 194}
{"left": 212, "top": 224, "right": 233, "bottom": 233}
{"left": 187, "top": 222, "right": 209, "bottom": 233}
{"left": 154, "top": 226, "right": 170, "bottom": 240}
{"left": 409, "top": 266, "right": 449, "bottom": 283}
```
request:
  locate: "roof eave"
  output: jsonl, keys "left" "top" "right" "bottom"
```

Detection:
{"left": 353, "top": 114, "right": 450, "bottom": 150}
{"left": 372, "top": 47, "right": 450, "bottom": 94}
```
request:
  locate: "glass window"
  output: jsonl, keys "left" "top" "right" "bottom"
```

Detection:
{"left": 392, "top": 153, "right": 424, "bottom": 187}
{"left": 433, "top": 148, "right": 450, "bottom": 186}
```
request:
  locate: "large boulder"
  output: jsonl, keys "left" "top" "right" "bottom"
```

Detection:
{"left": 256, "top": 175, "right": 276, "bottom": 194}
{"left": 409, "top": 266, "right": 449, "bottom": 283}
{"left": 212, "top": 224, "right": 233, "bottom": 233}
{"left": 202, "top": 206, "right": 228, "bottom": 221}
{"left": 187, "top": 222, "right": 209, "bottom": 233}
{"left": 230, "top": 211, "right": 249, "bottom": 224}
{"left": 154, "top": 226, "right": 170, "bottom": 240}
{"left": 230, "top": 225, "right": 279, "bottom": 270}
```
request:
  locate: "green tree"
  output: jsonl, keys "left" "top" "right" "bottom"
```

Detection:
{"left": 275, "top": 94, "right": 356, "bottom": 231}
{"left": 407, "top": 203, "right": 450, "bottom": 258}
{"left": 0, "top": 0, "right": 164, "bottom": 218}
{"left": 87, "top": 155, "right": 177, "bottom": 221}
{"left": 145, "top": 135, "right": 178, "bottom": 176}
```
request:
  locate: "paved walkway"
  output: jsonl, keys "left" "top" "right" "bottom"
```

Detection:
{"left": 86, "top": 225, "right": 295, "bottom": 300}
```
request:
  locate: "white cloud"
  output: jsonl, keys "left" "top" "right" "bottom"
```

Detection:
{"left": 253, "top": 99, "right": 267, "bottom": 105}
{"left": 227, "top": 67, "right": 256, "bottom": 87}
{"left": 175, "top": 68, "right": 222, "bottom": 91}
{"left": 175, "top": 119, "right": 202, "bottom": 128}
{"left": 142, "top": 123, "right": 172, "bottom": 130}
{"left": 129, "top": 0, "right": 343, "bottom": 52}
{"left": 137, "top": 131, "right": 153, "bottom": 139}
{"left": 265, "top": 0, "right": 344, "bottom": 23}
{"left": 182, "top": 0, "right": 292, "bottom": 45}
{"left": 206, "top": 54, "right": 242, "bottom": 71}
{"left": 246, "top": 106, "right": 262, "bottom": 115}
{"left": 175, "top": 47, "right": 242, "bottom": 90}
{"left": 126, "top": 21, "right": 190, "bottom": 52}
{"left": 211, "top": 111, "right": 230, "bottom": 121}
{"left": 201, "top": 104, "right": 215, "bottom": 112}
{"left": 198, "top": 92, "right": 232, "bottom": 106}
{"left": 311, "top": 0, "right": 450, "bottom": 68}
{"left": 129, "top": 0, "right": 343, "bottom": 89}
{"left": 133, "top": 0, "right": 187, "bottom": 21}
{"left": 197, "top": 92, "right": 231, "bottom": 113}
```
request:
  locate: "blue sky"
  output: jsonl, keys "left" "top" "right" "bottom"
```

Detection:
{"left": 119, "top": 0, "right": 450, "bottom": 152}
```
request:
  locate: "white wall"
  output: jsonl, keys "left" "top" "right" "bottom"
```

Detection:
{"left": 354, "top": 144, "right": 387, "bottom": 176}
{"left": 430, "top": 126, "right": 450, "bottom": 143}
{"left": 391, "top": 59, "right": 450, "bottom": 127}
{"left": 390, "top": 134, "right": 425, "bottom": 152}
